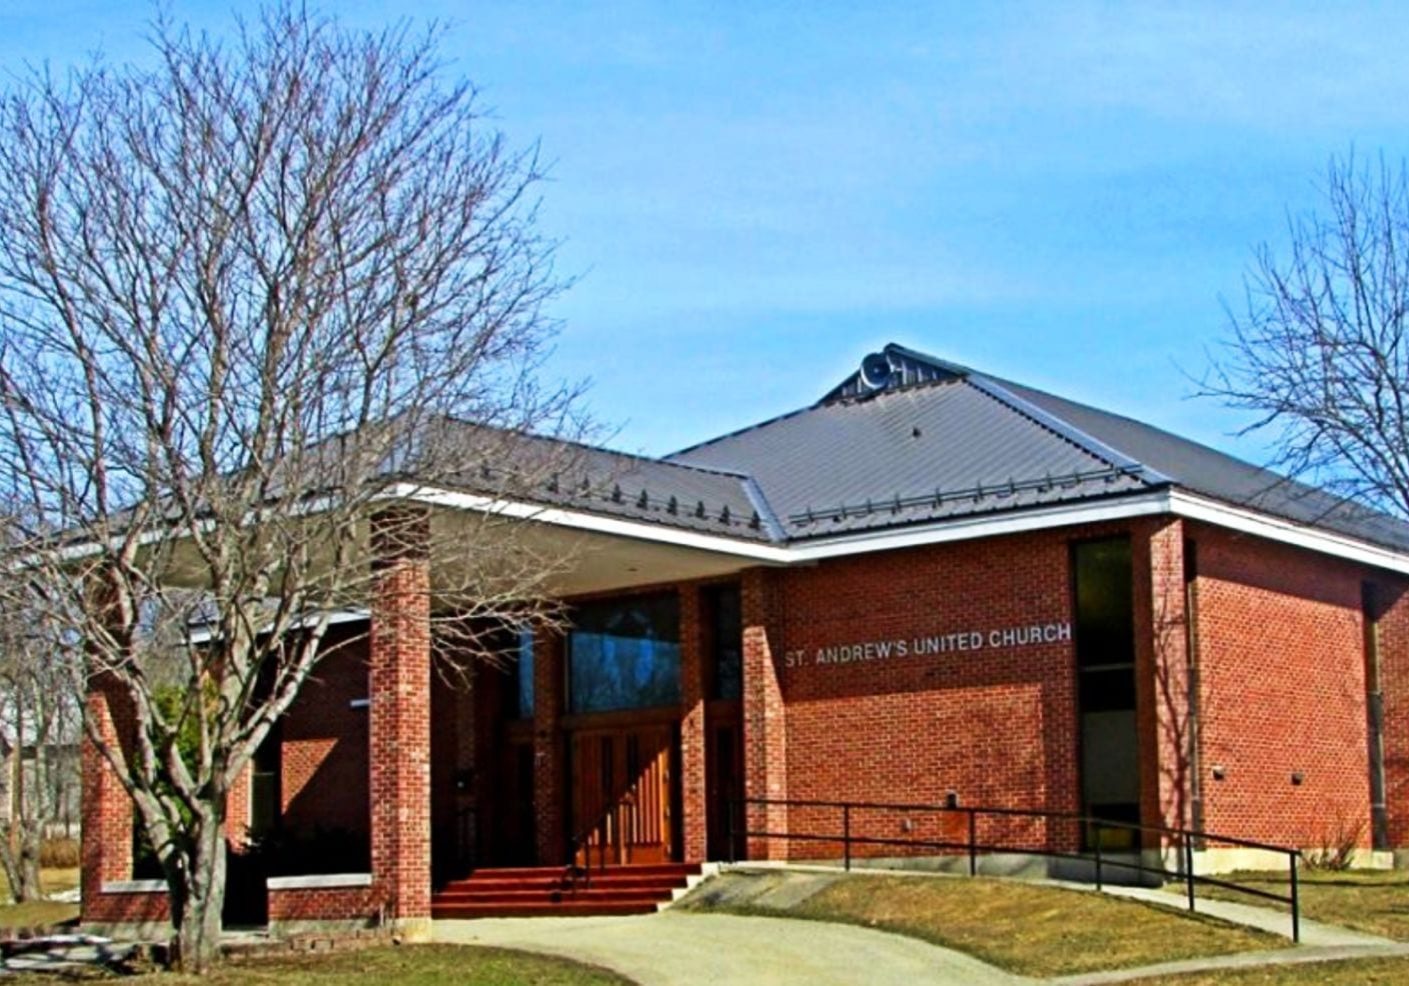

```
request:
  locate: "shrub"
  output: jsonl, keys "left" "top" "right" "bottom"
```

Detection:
{"left": 39, "top": 837, "right": 80, "bottom": 869}
{"left": 1304, "top": 816, "right": 1364, "bottom": 871}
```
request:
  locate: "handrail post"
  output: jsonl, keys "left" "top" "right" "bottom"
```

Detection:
{"left": 1290, "top": 851, "right": 1300, "bottom": 944}
{"left": 967, "top": 808, "right": 977, "bottom": 877}
{"left": 843, "top": 804, "right": 852, "bottom": 872}
{"left": 1184, "top": 833, "right": 1196, "bottom": 912}
{"left": 1093, "top": 820, "right": 1103, "bottom": 892}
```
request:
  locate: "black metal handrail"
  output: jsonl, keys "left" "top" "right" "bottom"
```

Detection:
{"left": 567, "top": 803, "right": 619, "bottom": 891}
{"left": 727, "top": 796, "right": 1301, "bottom": 942}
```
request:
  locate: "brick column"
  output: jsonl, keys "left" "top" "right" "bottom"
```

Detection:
{"left": 1375, "top": 580, "right": 1409, "bottom": 853}
{"left": 678, "top": 588, "right": 707, "bottom": 862}
{"left": 740, "top": 568, "right": 788, "bottom": 860}
{"left": 532, "top": 630, "right": 565, "bottom": 864}
{"left": 225, "top": 762, "right": 253, "bottom": 851}
{"left": 369, "top": 508, "right": 432, "bottom": 941}
{"left": 80, "top": 674, "right": 134, "bottom": 917}
{"left": 1133, "top": 518, "right": 1192, "bottom": 842}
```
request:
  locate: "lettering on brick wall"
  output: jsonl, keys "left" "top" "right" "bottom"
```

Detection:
{"left": 782, "top": 621, "right": 1072, "bottom": 668}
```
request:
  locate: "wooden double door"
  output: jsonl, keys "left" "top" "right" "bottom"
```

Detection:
{"left": 570, "top": 721, "right": 677, "bottom": 866}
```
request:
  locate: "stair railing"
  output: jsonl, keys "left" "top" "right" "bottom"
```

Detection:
{"left": 729, "top": 795, "right": 1303, "bottom": 943}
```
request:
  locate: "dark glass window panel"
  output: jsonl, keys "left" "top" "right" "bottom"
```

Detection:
{"left": 1078, "top": 667, "right": 1137, "bottom": 712}
{"left": 569, "top": 594, "right": 681, "bottom": 713}
{"left": 517, "top": 626, "right": 535, "bottom": 719}
{"left": 1074, "top": 539, "right": 1135, "bottom": 668}
{"left": 1073, "top": 536, "right": 1141, "bottom": 827}
{"left": 708, "top": 585, "right": 742, "bottom": 701}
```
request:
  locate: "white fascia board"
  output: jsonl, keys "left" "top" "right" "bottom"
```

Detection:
{"left": 402, "top": 483, "right": 1176, "bottom": 564}
{"left": 785, "top": 491, "right": 1174, "bottom": 561}
{"left": 392, "top": 484, "right": 794, "bottom": 564}
{"left": 1169, "top": 491, "right": 1409, "bottom": 575}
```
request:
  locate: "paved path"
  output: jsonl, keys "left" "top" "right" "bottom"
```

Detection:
{"left": 437, "top": 869, "right": 1409, "bottom": 986}
{"left": 436, "top": 910, "right": 1024, "bottom": 986}
{"left": 1099, "top": 883, "right": 1393, "bottom": 947}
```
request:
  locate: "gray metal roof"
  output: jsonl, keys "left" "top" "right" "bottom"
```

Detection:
{"left": 992, "top": 378, "right": 1409, "bottom": 552}
{"left": 664, "top": 342, "right": 1409, "bottom": 553}
{"left": 404, "top": 418, "right": 775, "bottom": 542}
{"left": 670, "top": 365, "right": 1151, "bottom": 540}
{"left": 396, "top": 343, "right": 1409, "bottom": 555}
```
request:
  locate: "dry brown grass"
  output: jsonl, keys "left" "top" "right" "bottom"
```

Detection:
{"left": 689, "top": 873, "right": 1280, "bottom": 976}
{"left": 3, "top": 945, "right": 635, "bottom": 985}
{"left": 1191, "top": 869, "right": 1409, "bottom": 941}
{"left": 1128, "top": 955, "right": 1409, "bottom": 984}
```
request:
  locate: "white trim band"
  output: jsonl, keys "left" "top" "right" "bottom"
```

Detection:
{"left": 101, "top": 879, "right": 166, "bottom": 894}
{"left": 266, "top": 873, "right": 373, "bottom": 891}
{"left": 1168, "top": 491, "right": 1409, "bottom": 575}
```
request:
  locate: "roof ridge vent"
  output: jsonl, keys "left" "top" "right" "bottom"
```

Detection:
{"left": 821, "top": 343, "right": 969, "bottom": 404}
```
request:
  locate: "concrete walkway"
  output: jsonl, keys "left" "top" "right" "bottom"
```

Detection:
{"left": 436, "top": 911, "right": 1024, "bottom": 986}
{"left": 1098, "top": 882, "right": 1393, "bottom": 947}
{"left": 437, "top": 868, "right": 1409, "bottom": 986}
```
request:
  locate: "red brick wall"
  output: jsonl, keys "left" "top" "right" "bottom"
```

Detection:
{"left": 1375, "top": 579, "right": 1409, "bottom": 847}
{"left": 281, "top": 633, "right": 370, "bottom": 842}
{"left": 267, "top": 885, "right": 382, "bottom": 924}
{"left": 678, "top": 589, "right": 708, "bottom": 862}
{"left": 368, "top": 508, "right": 432, "bottom": 928}
{"left": 1190, "top": 523, "right": 1372, "bottom": 848}
{"left": 767, "top": 527, "right": 1082, "bottom": 857}
{"left": 1133, "top": 518, "right": 1192, "bottom": 840}
{"left": 742, "top": 568, "right": 789, "bottom": 859}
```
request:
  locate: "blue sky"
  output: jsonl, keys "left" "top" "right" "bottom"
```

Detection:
{"left": 7, "top": 2, "right": 1409, "bottom": 461}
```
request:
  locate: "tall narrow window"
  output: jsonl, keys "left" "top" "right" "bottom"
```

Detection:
{"left": 1073, "top": 538, "right": 1140, "bottom": 831}
{"left": 250, "top": 719, "right": 283, "bottom": 837}
{"left": 705, "top": 584, "right": 742, "bottom": 701}
{"left": 516, "top": 625, "right": 535, "bottom": 720}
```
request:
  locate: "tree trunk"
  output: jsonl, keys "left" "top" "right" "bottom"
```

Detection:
{"left": 12, "top": 844, "right": 41, "bottom": 902}
{"left": 166, "top": 814, "right": 228, "bottom": 973}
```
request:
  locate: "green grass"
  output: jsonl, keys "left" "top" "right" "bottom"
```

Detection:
{"left": 0, "top": 867, "right": 80, "bottom": 930}
{"left": 1189, "top": 868, "right": 1409, "bottom": 941}
{"left": 6, "top": 945, "right": 636, "bottom": 985}
{"left": 683, "top": 872, "right": 1280, "bottom": 976}
{"left": 1127, "top": 955, "right": 1409, "bottom": 984}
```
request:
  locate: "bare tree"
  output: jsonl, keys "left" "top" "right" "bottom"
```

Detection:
{"left": 0, "top": 4, "right": 590, "bottom": 970}
{"left": 0, "top": 570, "right": 81, "bottom": 902}
{"left": 1205, "top": 153, "right": 1409, "bottom": 519}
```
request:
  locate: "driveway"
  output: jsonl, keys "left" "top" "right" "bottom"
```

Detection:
{"left": 435, "top": 910, "right": 1023, "bottom": 986}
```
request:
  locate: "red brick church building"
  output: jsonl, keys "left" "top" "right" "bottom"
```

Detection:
{"left": 81, "top": 344, "right": 1409, "bottom": 937}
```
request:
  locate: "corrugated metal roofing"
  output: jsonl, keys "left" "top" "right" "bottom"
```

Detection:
{"left": 994, "top": 378, "right": 1409, "bottom": 552}
{"left": 669, "top": 375, "right": 1152, "bottom": 538}
{"left": 400, "top": 343, "right": 1409, "bottom": 555}
{"left": 393, "top": 419, "right": 774, "bottom": 541}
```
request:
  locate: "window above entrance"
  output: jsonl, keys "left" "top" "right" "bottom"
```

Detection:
{"left": 568, "top": 593, "right": 681, "bottom": 713}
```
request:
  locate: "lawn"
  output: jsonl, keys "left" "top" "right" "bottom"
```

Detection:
{"left": 5, "top": 945, "right": 635, "bottom": 985}
{"left": 682, "top": 870, "right": 1280, "bottom": 976}
{"left": 0, "top": 867, "right": 80, "bottom": 931}
{"left": 1190, "top": 868, "right": 1409, "bottom": 941}
{"left": 1128, "top": 955, "right": 1409, "bottom": 984}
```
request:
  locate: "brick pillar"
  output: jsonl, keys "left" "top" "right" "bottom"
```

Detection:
{"left": 369, "top": 507, "right": 432, "bottom": 941}
{"left": 678, "top": 587, "right": 707, "bottom": 862}
{"left": 1375, "top": 580, "right": 1409, "bottom": 852}
{"left": 226, "top": 762, "right": 253, "bottom": 851}
{"left": 1134, "top": 518, "right": 1192, "bottom": 843}
{"left": 80, "top": 674, "right": 134, "bottom": 918}
{"left": 532, "top": 630, "right": 565, "bottom": 864}
{"left": 740, "top": 568, "right": 788, "bottom": 860}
